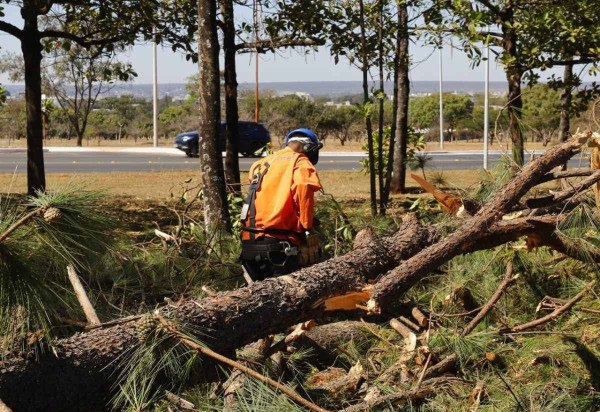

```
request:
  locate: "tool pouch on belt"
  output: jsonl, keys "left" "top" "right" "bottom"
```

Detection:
{"left": 298, "top": 233, "right": 322, "bottom": 266}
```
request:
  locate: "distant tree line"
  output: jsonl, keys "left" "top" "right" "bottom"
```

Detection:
{"left": 0, "top": 82, "right": 591, "bottom": 149}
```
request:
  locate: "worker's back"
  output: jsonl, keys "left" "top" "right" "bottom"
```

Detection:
{"left": 242, "top": 146, "right": 321, "bottom": 243}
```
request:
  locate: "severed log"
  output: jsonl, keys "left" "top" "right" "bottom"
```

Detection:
{"left": 411, "top": 306, "right": 429, "bottom": 328}
{"left": 0, "top": 137, "right": 596, "bottom": 411}
{"left": 0, "top": 215, "right": 437, "bottom": 411}
{"left": 0, "top": 216, "right": 589, "bottom": 410}
{"left": 304, "top": 321, "right": 370, "bottom": 351}
{"left": 368, "top": 136, "right": 588, "bottom": 313}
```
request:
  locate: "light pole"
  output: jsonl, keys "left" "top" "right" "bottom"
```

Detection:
{"left": 483, "top": 36, "right": 490, "bottom": 169}
{"left": 438, "top": 44, "right": 444, "bottom": 149}
{"left": 152, "top": 35, "right": 159, "bottom": 148}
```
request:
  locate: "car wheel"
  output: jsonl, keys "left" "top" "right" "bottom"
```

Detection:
{"left": 186, "top": 148, "right": 199, "bottom": 158}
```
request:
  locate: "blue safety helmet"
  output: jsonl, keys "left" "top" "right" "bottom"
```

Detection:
{"left": 285, "top": 128, "right": 323, "bottom": 165}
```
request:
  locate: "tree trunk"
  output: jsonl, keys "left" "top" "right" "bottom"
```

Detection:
{"left": 503, "top": 22, "right": 524, "bottom": 166}
{"left": 558, "top": 63, "right": 573, "bottom": 170}
{"left": 390, "top": 0, "right": 409, "bottom": 194}
{"left": 381, "top": 22, "right": 399, "bottom": 213}
{"left": 0, "top": 216, "right": 437, "bottom": 411}
{"left": 369, "top": 137, "right": 585, "bottom": 311}
{"left": 376, "top": 0, "right": 385, "bottom": 215}
{"left": 76, "top": 132, "right": 84, "bottom": 147}
{"left": 198, "top": 0, "right": 231, "bottom": 232}
{"left": 220, "top": 0, "right": 241, "bottom": 195}
{"left": 359, "top": 0, "right": 377, "bottom": 216}
{"left": 21, "top": 16, "right": 46, "bottom": 196}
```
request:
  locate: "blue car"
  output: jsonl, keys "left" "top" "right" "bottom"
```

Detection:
{"left": 174, "top": 121, "right": 271, "bottom": 158}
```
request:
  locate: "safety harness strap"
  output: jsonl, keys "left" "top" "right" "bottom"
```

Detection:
{"left": 241, "top": 162, "right": 270, "bottom": 240}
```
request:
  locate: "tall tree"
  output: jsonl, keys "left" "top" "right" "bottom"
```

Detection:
{"left": 389, "top": 0, "right": 410, "bottom": 194}
{"left": 219, "top": 0, "right": 241, "bottom": 195}
{"left": 198, "top": 0, "right": 231, "bottom": 232}
{"left": 442, "top": 0, "right": 600, "bottom": 166}
{"left": 358, "top": 0, "right": 377, "bottom": 216}
{"left": 557, "top": 63, "right": 574, "bottom": 146}
{"left": 45, "top": 47, "right": 135, "bottom": 147}
{"left": 376, "top": 0, "right": 386, "bottom": 214}
{"left": 0, "top": 0, "right": 196, "bottom": 195}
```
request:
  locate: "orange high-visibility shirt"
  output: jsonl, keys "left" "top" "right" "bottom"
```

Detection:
{"left": 242, "top": 147, "right": 322, "bottom": 243}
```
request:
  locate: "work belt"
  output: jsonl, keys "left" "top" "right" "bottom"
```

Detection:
{"left": 241, "top": 240, "right": 298, "bottom": 267}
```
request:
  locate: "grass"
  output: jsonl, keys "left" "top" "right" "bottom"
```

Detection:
{"left": 0, "top": 169, "right": 486, "bottom": 200}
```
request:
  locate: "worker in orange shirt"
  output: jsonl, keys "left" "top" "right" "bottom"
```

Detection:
{"left": 240, "top": 128, "right": 323, "bottom": 281}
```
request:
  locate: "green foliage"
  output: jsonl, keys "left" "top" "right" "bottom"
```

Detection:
{"left": 0, "top": 99, "right": 26, "bottom": 141}
{"left": 239, "top": 92, "right": 364, "bottom": 145}
{"left": 409, "top": 93, "right": 474, "bottom": 133}
{"left": 521, "top": 84, "right": 562, "bottom": 135}
{"left": 360, "top": 125, "right": 391, "bottom": 177}
{"left": 0, "top": 85, "right": 5, "bottom": 107}
{"left": 0, "top": 185, "right": 114, "bottom": 353}
{"left": 112, "top": 318, "right": 200, "bottom": 410}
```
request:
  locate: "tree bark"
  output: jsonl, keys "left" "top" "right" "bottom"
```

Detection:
{"left": 198, "top": 0, "right": 230, "bottom": 232}
{"left": 503, "top": 20, "right": 524, "bottom": 166}
{"left": 390, "top": 0, "right": 409, "bottom": 194}
{"left": 376, "top": 0, "right": 385, "bottom": 215}
{"left": 220, "top": 0, "right": 241, "bottom": 195}
{"left": 381, "top": 2, "right": 400, "bottom": 212}
{"left": 558, "top": 62, "right": 573, "bottom": 170}
{"left": 21, "top": 11, "right": 46, "bottom": 195}
{"left": 358, "top": 0, "right": 377, "bottom": 217}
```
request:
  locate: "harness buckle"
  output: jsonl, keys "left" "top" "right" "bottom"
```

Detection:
{"left": 281, "top": 241, "right": 298, "bottom": 256}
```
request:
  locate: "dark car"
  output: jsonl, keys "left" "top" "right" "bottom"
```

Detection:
{"left": 174, "top": 121, "right": 271, "bottom": 158}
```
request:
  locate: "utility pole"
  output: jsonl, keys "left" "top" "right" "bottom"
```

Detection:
{"left": 253, "top": 0, "right": 260, "bottom": 123}
{"left": 483, "top": 37, "right": 490, "bottom": 170}
{"left": 152, "top": 36, "right": 159, "bottom": 148}
{"left": 438, "top": 44, "right": 444, "bottom": 149}
{"left": 254, "top": 52, "right": 259, "bottom": 122}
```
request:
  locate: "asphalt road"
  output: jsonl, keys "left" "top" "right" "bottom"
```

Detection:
{"left": 0, "top": 151, "right": 590, "bottom": 173}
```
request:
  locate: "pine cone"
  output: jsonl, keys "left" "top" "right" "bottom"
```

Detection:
{"left": 135, "top": 315, "right": 158, "bottom": 341}
{"left": 43, "top": 207, "right": 62, "bottom": 223}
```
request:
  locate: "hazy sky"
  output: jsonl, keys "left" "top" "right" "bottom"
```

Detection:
{"left": 0, "top": 3, "right": 594, "bottom": 85}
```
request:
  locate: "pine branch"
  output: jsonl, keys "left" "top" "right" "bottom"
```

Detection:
{"left": 154, "top": 314, "right": 328, "bottom": 412}
{"left": 537, "top": 169, "right": 594, "bottom": 184}
{"left": 502, "top": 281, "right": 594, "bottom": 333}
{"left": 0, "top": 206, "right": 47, "bottom": 243}
{"left": 461, "top": 261, "right": 518, "bottom": 336}
{"left": 526, "top": 170, "right": 600, "bottom": 208}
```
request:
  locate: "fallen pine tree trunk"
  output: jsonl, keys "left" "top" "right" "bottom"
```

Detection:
{"left": 368, "top": 134, "right": 589, "bottom": 312}
{"left": 0, "top": 215, "right": 437, "bottom": 411}
{"left": 0, "top": 135, "right": 595, "bottom": 411}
